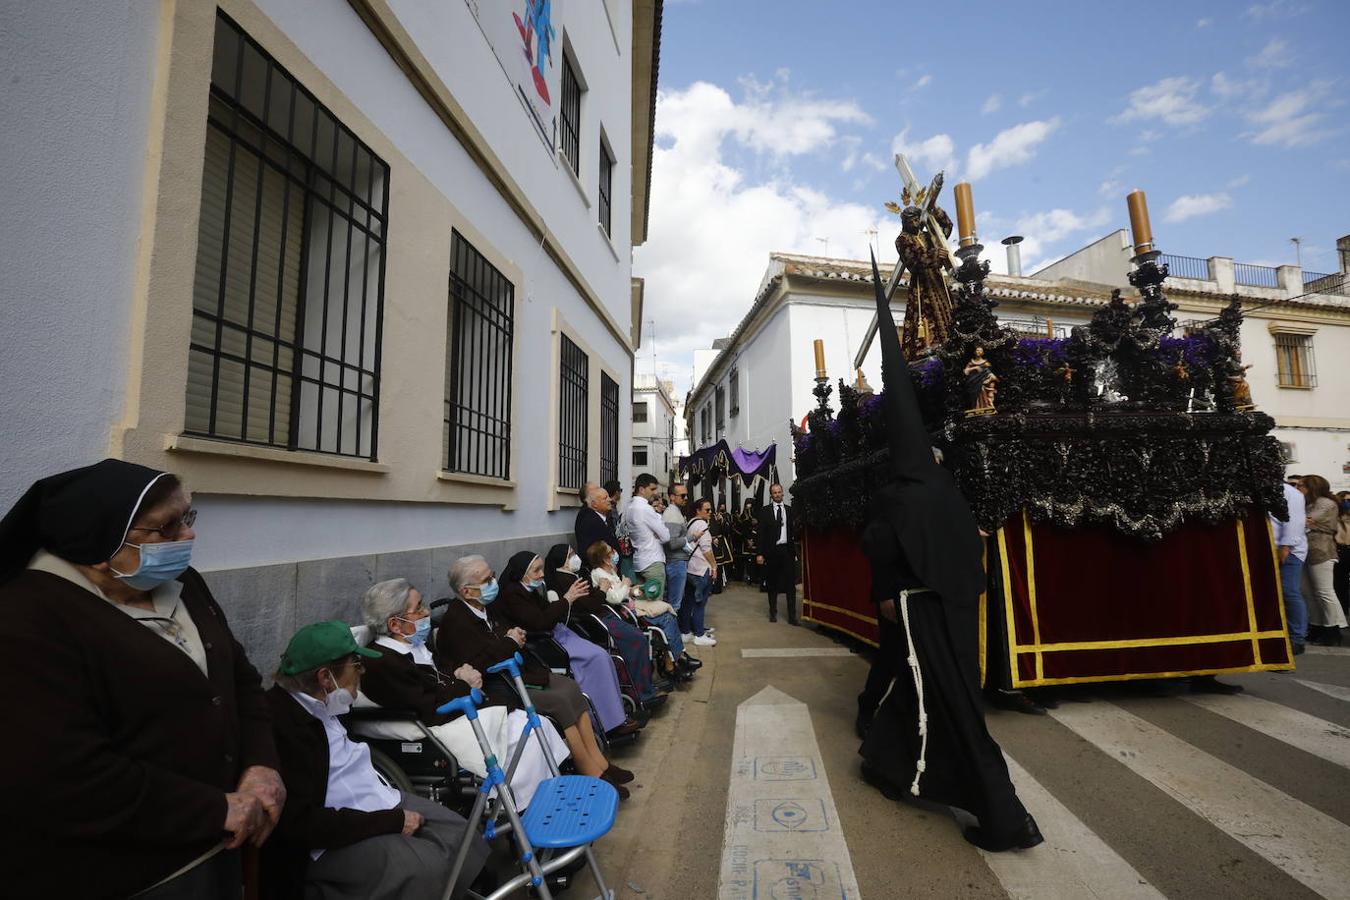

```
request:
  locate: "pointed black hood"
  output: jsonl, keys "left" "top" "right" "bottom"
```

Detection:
{"left": 869, "top": 251, "right": 985, "bottom": 606}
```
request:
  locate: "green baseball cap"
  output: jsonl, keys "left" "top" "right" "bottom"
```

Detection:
{"left": 279, "top": 620, "right": 382, "bottom": 675}
{"left": 642, "top": 579, "right": 663, "bottom": 599}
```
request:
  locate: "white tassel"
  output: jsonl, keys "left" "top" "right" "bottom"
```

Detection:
{"left": 897, "top": 589, "right": 929, "bottom": 797}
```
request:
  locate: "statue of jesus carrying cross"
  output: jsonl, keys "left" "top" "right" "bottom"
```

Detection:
{"left": 887, "top": 155, "right": 956, "bottom": 358}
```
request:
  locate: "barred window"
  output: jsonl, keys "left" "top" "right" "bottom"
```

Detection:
{"left": 632, "top": 446, "right": 649, "bottom": 467}
{"left": 632, "top": 401, "right": 648, "bottom": 423}
{"left": 600, "top": 373, "right": 619, "bottom": 487}
{"left": 187, "top": 12, "right": 388, "bottom": 459}
{"left": 560, "top": 55, "right": 581, "bottom": 175}
{"left": 444, "top": 231, "right": 514, "bottom": 479}
{"left": 598, "top": 140, "right": 614, "bottom": 237}
{"left": 729, "top": 368, "right": 740, "bottom": 416}
{"left": 715, "top": 386, "right": 726, "bottom": 432}
{"left": 1274, "top": 333, "right": 1316, "bottom": 388}
{"left": 558, "top": 334, "right": 589, "bottom": 490}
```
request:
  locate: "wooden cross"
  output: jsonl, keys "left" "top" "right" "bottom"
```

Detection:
{"left": 851, "top": 154, "right": 956, "bottom": 370}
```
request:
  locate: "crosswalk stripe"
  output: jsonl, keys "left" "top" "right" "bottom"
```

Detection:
{"left": 740, "top": 647, "right": 856, "bottom": 658}
{"left": 1051, "top": 702, "right": 1350, "bottom": 897}
{"left": 1296, "top": 678, "right": 1350, "bottom": 704}
{"left": 1302, "top": 645, "right": 1350, "bottom": 657}
{"left": 1181, "top": 693, "right": 1350, "bottom": 770}
{"left": 979, "top": 753, "right": 1163, "bottom": 899}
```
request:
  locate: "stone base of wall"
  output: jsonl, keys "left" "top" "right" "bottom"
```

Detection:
{"left": 202, "top": 531, "right": 570, "bottom": 676}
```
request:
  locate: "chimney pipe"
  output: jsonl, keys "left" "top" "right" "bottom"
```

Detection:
{"left": 1002, "top": 235, "right": 1024, "bottom": 277}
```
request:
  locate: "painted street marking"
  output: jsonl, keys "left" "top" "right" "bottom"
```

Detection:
{"left": 1051, "top": 702, "right": 1350, "bottom": 897}
{"left": 719, "top": 686, "right": 860, "bottom": 899}
{"left": 1296, "top": 678, "right": 1350, "bottom": 704}
{"left": 741, "top": 647, "right": 857, "bottom": 658}
{"left": 1183, "top": 692, "right": 1350, "bottom": 770}
{"left": 978, "top": 753, "right": 1163, "bottom": 900}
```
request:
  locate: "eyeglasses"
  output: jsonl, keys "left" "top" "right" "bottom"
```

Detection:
{"left": 129, "top": 508, "right": 198, "bottom": 539}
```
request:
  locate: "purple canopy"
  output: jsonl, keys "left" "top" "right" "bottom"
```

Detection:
{"left": 678, "top": 440, "right": 777, "bottom": 488}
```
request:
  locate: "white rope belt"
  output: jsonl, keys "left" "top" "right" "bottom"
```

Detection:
{"left": 897, "top": 588, "right": 935, "bottom": 796}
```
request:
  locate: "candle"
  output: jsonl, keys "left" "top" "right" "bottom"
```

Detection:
{"left": 1126, "top": 189, "right": 1154, "bottom": 255}
{"left": 813, "top": 339, "right": 826, "bottom": 378}
{"left": 1046, "top": 318, "right": 1055, "bottom": 337}
{"left": 954, "top": 181, "right": 976, "bottom": 247}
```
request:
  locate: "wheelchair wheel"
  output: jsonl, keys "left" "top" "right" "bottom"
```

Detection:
{"left": 368, "top": 745, "right": 415, "bottom": 794}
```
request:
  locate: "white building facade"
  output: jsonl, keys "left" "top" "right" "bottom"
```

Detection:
{"left": 631, "top": 374, "right": 676, "bottom": 483}
{"left": 686, "top": 245, "right": 1350, "bottom": 502}
{"left": 0, "top": 0, "right": 661, "bottom": 663}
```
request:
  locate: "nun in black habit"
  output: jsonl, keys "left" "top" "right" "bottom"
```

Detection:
{"left": 858, "top": 252, "right": 1043, "bottom": 852}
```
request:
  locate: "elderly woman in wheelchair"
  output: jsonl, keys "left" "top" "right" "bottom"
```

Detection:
{"left": 349, "top": 578, "right": 568, "bottom": 813}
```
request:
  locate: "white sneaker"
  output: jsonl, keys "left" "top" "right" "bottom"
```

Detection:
{"left": 681, "top": 633, "right": 694, "bottom": 643}
{"left": 694, "top": 633, "right": 718, "bottom": 646}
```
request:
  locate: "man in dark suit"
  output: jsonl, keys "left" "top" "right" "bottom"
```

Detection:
{"left": 755, "top": 482, "right": 798, "bottom": 624}
{"left": 575, "top": 482, "right": 620, "bottom": 566}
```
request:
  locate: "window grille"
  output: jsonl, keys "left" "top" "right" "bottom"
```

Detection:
{"left": 560, "top": 56, "right": 581, "bottom": 174}
{"left": 600, "top": 373, "right": 619, "bottom": 486}
{"left": 187, "top": 12, "right": 388, "bottom": 459}
{"left": 632, "top": 401, "right": 649, "bottom": 423}
{"left": 598, "top": 140, "right": 614, "bottom": 237}
{"left": 729, "top": 368, "right": 740, "bottom": 416}
{"left": 715, "top": 386, "right": 726, "bottom": 431}
{"left": 558, "top": 334, "right": 589, "bottom": 490}
{"left": 1274, "top": 333, "right": 1316, "bottom": 388}
{"left": 444, "top": 231, "right": 514, "bottom": 479}
{"left": 632, "top": 446, "right": 649, "bottom": 466}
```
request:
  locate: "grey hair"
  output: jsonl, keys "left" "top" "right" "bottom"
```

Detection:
{"left": 448, "top": 554, "right": 489, "bottom": 597}
{"left": 585, "top": 483, "right": 608, "bottom": 507}
{"left": 272, "top": 668, "right": 324, "bottom": 695}
{"left": 363, "top": 578, "right": 414, "bottom": 635}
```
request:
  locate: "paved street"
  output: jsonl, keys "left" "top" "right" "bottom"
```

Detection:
{"left": 582, "top": 583, "right": 1350, "bottom": 900}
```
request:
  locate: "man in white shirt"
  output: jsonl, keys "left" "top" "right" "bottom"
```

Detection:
{"left": 264, "top": 621, "right": 489, "bottom": 898}
{"left": 627, "top": 474, "right": 671, "bottom": 596}
{"left": 1273, "top": 481, "right": 1309, "bottom": 654}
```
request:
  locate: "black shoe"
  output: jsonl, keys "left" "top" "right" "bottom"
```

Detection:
{"left": 788, "top": 619, "right": 801, "bottom": 626}
{"left": 987, "top": 690, "right": 1047, "bottom": 716}
{"left": 860, "top": 762, "right": 907, "bottom": 801}
{"left": 1190, "top": 675, "right": 1244, "bottom": 695}
{"left": 963, "top": 814, "right": 1045, "bottom": 852}
{"left": 680, "top": 655, "right": 703, "bottom": 670}
{"left": 769, "top": 616, "right": 778, "bottom": 623}
{"left": 1026, "top": 690, "right": 1059, "bottom": 710}
{"left": 1293, "top": 643, "right": 1306, "bottom": 656}
{"left": 640, "top": 694, "right": 667, "bottom": 713}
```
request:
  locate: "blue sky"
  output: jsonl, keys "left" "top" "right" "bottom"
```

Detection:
{"left": 632, "top": 0, "right": 1349, "bottom": 393}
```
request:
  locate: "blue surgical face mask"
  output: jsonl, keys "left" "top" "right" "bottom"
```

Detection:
{"left": 112, "top": 539, "right": 194, "bottom": 591}
{"left": 527, "top": 578, "right": 545, "bottom": 592}
{"left": 477, "top": 579, "right": 500, "bottom": 604}
{"left": 401, "top": 616, "right": 431, "bottom": 647}
{"left": 609, "top": 552, "right": 620, "bottom": 568}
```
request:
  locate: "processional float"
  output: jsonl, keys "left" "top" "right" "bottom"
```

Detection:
{"left": 792, "top": 156, "right": 1292, "bottom": 687}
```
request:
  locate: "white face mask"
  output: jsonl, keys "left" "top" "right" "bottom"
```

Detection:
{"left": 566, "top": 554, "right": 582, "bottom": 573}
{"left": 324, "top": 686, "right": 355, "bottom": 717}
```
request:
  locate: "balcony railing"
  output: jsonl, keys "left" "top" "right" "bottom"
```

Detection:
{"left": 1303, "top": 270, "right": 1333, "bottom": 284}
{"left": 1234, "top": 263, "right": 1279, "bottom": 288}
{"left": 1159, "top": 253, "right": 1210, "bottom": 281}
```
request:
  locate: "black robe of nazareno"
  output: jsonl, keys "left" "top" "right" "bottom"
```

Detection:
{"left": 857, "top": 251, "right": 1029, "bottom": 840}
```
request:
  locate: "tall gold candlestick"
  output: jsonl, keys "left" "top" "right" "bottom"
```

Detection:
{"left": 1126, "top": 189, "right": 1154, "bottom": 255}
{"left": 954, "top": 181, "right": 976, "bottom": 248}
{"left": 813, "top": 339, "right": 826, "bottom": 378}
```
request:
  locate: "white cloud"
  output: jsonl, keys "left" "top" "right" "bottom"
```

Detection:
{"left": 891, "top": 128, "right": 957, "bottom": 178}
{"left": 1164, "top": 192, "right": 1233, "bottom": 223}
{"left": 1227, "top": 173, "right": 1252, "bottom": 188}
{"left": 633, "top": 81, "right": 892, "bottom": 395}
{"left": 981, "top": 93, "right": 1002, "bottom": 114}
{"left": 1210, "top": 71, "right": 1265, "bottom": 101}
{"left": 1018, "top": 90, "right": 1046, "bottom": 108}
{"left": 985, "top": 206, "right": 1112, "bottom": 274}
{"left": 1196, "top": 17, "right": 1213, "bottom": 27}
{"left": 1098, "top": 178, "right": 1124, "bottom": 197}
{"left": 965, "top": 117, "right": 1061, "bottom": 181}
{"left": 911, "top": 74, "right": 933, "bottom": 91}
{"left": 1245, "top": 82, "right": 1334, "bottom": 147}
{"left": 1245, "top": 0, "right": 1308, "bottom": 19}
{"left": 1112, "top": 76, "right": 1211, "bottom": 126}
{"left": 1248, "top": 37, "right": 1293, "bottom": 69}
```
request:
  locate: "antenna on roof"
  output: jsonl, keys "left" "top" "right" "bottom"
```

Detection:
{"left": 1290, "top": 237, "right": 1302, "bottom": 268}
{"left": 815, "top": 237, "right": 830, "bottom": 257}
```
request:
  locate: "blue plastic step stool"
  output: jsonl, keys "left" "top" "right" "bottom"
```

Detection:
{"left": 520, "top": 775, "right": 619, "bottom": 849}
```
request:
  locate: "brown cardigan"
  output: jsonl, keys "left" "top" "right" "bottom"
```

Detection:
{"left": 0, "top": 567, "right": 279, "bottom": 899}
{"left": 260, "top": 686, "right": 406, "bottom": 898}
{"left": 359, "top": 641, "right": 483, "bottom": 725}
{"left": 433, "top": 596, "right": 551, "bottom": 688}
